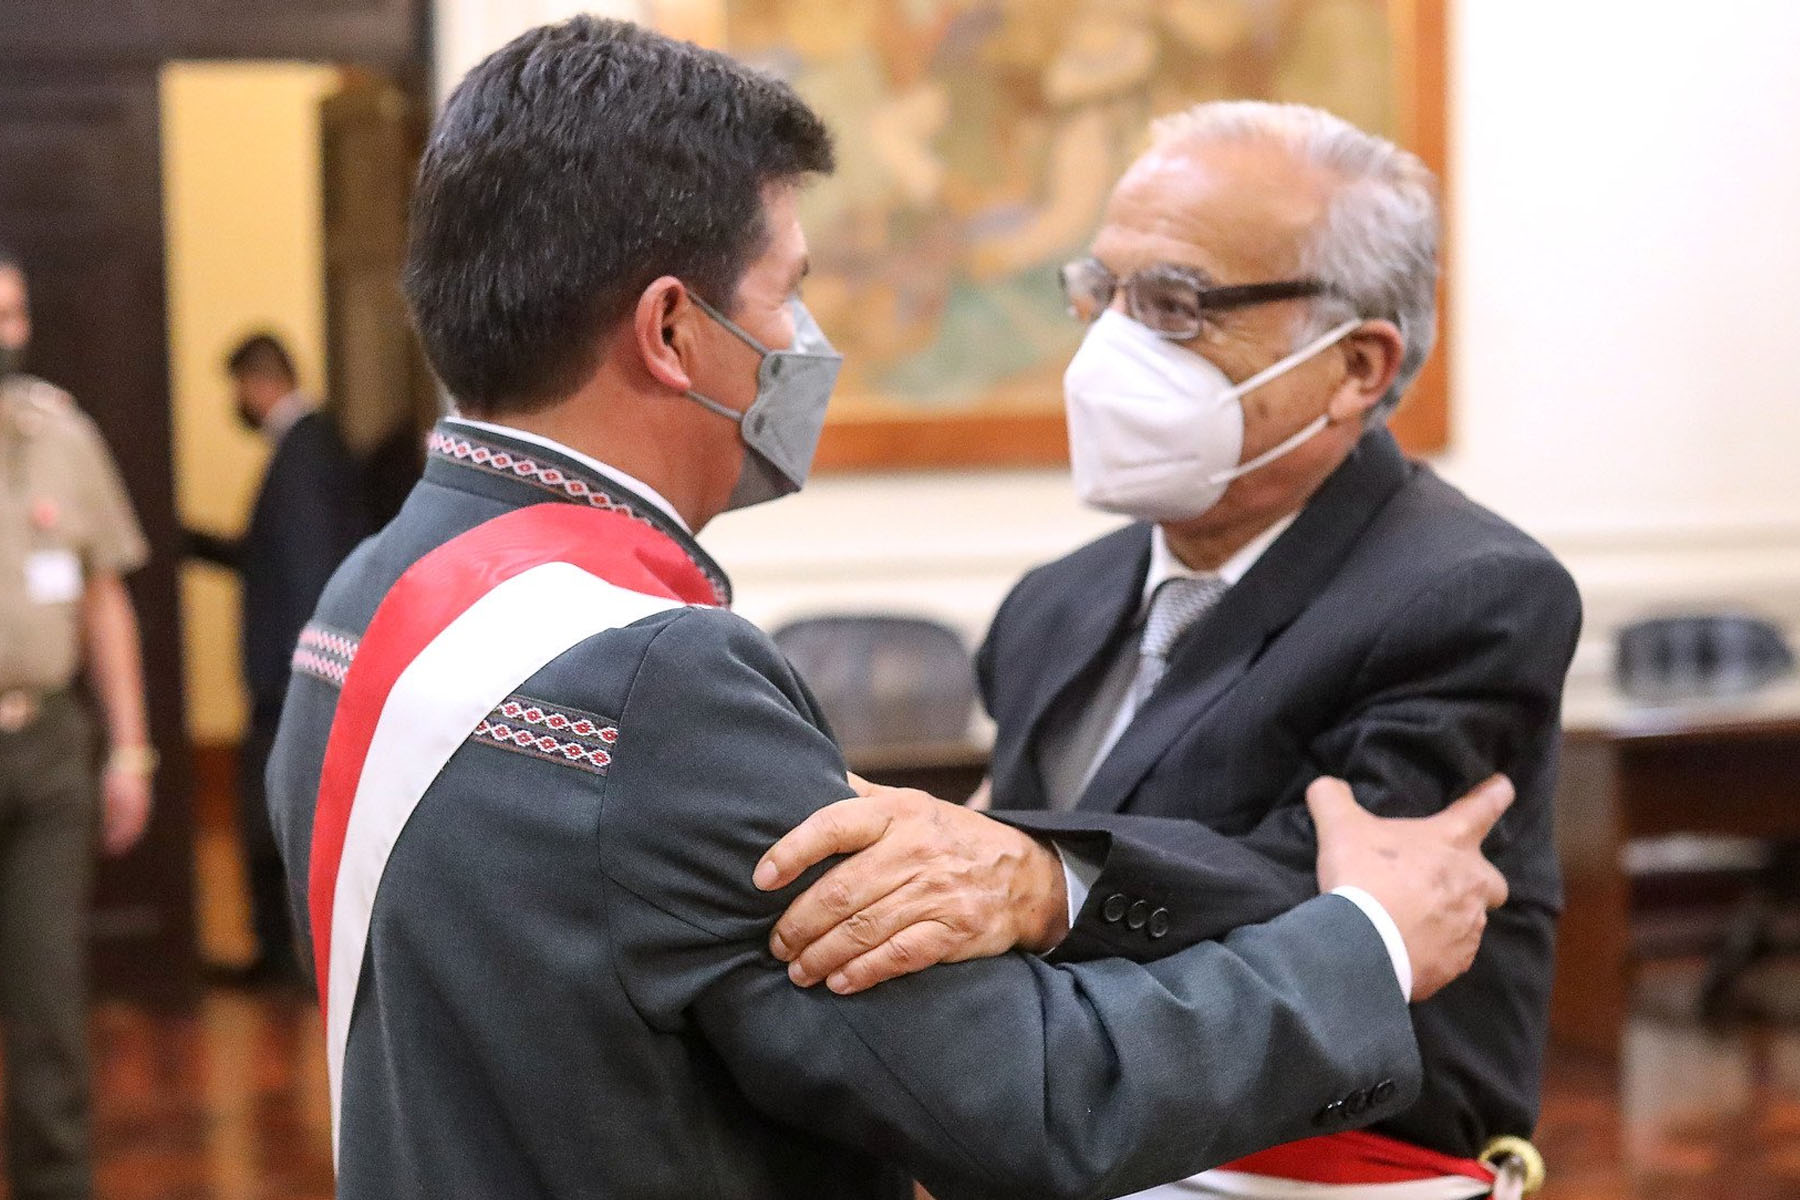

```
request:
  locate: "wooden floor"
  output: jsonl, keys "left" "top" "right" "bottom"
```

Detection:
{"left": 53, "top": 958, "right": 1800, "bottom": 1199}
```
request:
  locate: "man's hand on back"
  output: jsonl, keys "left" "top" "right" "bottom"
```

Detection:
{"left": 753, "top": 775, "right": 1069, "bottom": 994}
{"left": 1306, "top": 774, "right": 1512, "bottom": 1002}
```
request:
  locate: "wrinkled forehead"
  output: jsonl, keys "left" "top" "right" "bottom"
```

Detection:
{"left": 1092, "top": 138, "right": 1335, "bottom": 284}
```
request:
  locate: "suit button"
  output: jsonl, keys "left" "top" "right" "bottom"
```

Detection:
{"left": 1344, "top": 1089, "right": 1369, "bottom": 1117}
{"left": 1126, "top": 900, "right": 1149, "bottom": 930}
{"left": 1313, "top": 1100, "right": 1342, "bottom": 1126}
{"left": 1372, "top": 1079, "right": 1396, "bottom": 1104}
{"left": 1102, "top": 894, "right": 1128, "bottom": 923}
{"left": 1148, "top": 908, "right": 1170, "bottom": 939}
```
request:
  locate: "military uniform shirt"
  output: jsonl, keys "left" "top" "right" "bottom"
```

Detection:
{"left": 0, "top": 375, "right": 149, "bottom": 691}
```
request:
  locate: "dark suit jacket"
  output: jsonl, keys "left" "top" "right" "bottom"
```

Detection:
{"left": 190, "top": 410, "right": 368, "bottom": 714}
{"left": 267, "top": 420, "right": 1425, "bottom": 1200}
{"left": 980, "top": 428, "right": 1582, "bottom": 1159}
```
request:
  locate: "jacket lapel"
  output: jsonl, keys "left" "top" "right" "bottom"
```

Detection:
{"left": 1000, "top": 526, "right": 1150, "bottom": 810}
{"left": 1075, "top": 429, "right": 1413, "bottom": 814}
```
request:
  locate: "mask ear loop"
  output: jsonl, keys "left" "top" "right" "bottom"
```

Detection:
{"left": 687, "top": 292, "right": 772, "bottom": 356}
{"left": 683, "top": 290, "right": 771, "bottom": 423}
{"left": 1203, "top": 318, "right": 1364, "bottom": 486}
{"left": 1225, "top": 317, "right": 1363, "bottom": 399}
{"left": 684, "top": 389, "right": 744, "bottom": 423}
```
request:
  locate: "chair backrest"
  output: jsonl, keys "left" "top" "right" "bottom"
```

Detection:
{"left": 1614, "top": 613, "right": 1795, "bottom": 701}
{"left": 772, "top": 615, "right": 977, "bottom": 752}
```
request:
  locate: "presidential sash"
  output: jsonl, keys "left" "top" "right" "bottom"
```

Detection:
{"left": 306, "top": 502, "right": 719, "bottom": 1161}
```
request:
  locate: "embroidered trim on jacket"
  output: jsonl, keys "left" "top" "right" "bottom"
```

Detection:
{"left": 469, "top": 695, "right": 619, "bottom": 776}
{"left": 429, "top": 429, "right": 654, "bottom": 520}
{"left": 426, "top": 428, "right": 729, "bottom": 602}
{"left": 292, "top": 623, "right": 360, "bottom": 688}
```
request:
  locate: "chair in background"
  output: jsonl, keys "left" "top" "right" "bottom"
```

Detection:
{"left": 772, "top": 615, "right": 977, "bottom": 754}
{"left": 1615, "top": 612, "right": 1794, "bottom": 703}
{"left": 1613, "top": 613, "right": 1799, "bottom": 1018}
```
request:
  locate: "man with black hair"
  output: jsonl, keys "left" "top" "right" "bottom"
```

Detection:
{"left": 186, "top": 330, "right": 366, "bottom": 984}
{"left": 267, "top": 19, "right": 1510, "bottom": 1198}
{"left": 0, "top": 245, "right": 155, "bottom": 1200}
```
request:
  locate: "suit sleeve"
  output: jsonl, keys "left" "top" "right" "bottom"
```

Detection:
{"left": 263, "top": 431, "right": 369, "bottom": 652}
{"left": 1002, "top": 552, "right": 1582, "bottom": 962}
{"left": 596, "top": 609, "right": 1422, "bottom": 1200}
{"left": 184, "top": 528, "right": 245, "bottom": 570}
{"left": 973, "top": 570, "right": 1026, "bottom": 718}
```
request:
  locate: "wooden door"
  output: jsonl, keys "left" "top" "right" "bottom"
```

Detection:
{"left": 0, "top": 0, "right": 427, "bottom": 1007}
{"left": 0, "top": 63, "right": 198, "bottom": 1006}
{"left": 0, "top": 0, "right": 422, "bottom": 71}
{"left": 320, "top": 70, "right": 435, "bottom": 492}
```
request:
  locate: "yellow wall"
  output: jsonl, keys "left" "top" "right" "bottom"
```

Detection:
{"left": 161, "top": 62, "right": 343, "bottom": 743}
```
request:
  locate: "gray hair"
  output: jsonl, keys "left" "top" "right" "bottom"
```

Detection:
{"left": 1150, "top": 101, "right": 1440, "bottom": 421}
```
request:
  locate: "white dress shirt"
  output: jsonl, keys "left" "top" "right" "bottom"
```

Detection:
{"left": 1084, "top": 516, "right": 1299, "bottom": 784}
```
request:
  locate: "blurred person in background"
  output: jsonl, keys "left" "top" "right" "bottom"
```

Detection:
{"left": 761, "top": 102, "right": 1580, "bottom": 1198}
{"left": 0, "top": 244, "right": 155, "bottom": 1200}
{"left": 186, "top": 332, "right": 367, "bottom": 985}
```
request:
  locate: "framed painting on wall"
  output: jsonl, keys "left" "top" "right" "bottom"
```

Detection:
{"left": 648, "top": 0, "right": 1450, "bottom": 470}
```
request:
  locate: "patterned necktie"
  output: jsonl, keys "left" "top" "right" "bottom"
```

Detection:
{"left": 1128, "top": 575, "right": 1229, "bottom": 710}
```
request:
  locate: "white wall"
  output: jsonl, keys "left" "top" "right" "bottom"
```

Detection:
{"left": 429, "top": 0, "right": 1800, "bottom": 671}
{"left": 162, "top": 62, "right": 343, "bottom": 742}
{"left": 1438, "top": 0, "right": 1800, "bottom": 671}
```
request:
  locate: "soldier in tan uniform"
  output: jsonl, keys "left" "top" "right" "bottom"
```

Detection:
{"left": 0, "top": 247, "right": 155, "bottom": 1200}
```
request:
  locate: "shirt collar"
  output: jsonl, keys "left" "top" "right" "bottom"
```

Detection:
{"left": 262, "top": 390, "right": 314, "bottom": 445}
{"left": 1140, "top": 512, "right": 1299, "bottom": 617}
{"left": 445, "top": 415, "right": 693, "bottom": 535}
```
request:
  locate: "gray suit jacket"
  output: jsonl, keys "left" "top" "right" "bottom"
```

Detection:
{"left": 268, "top": 420, "right": 1422, "bottom": 1200}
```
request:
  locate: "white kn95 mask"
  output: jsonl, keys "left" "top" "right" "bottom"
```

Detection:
{"left": 1064, "top": 309, "right": 1363, "bottom": 523}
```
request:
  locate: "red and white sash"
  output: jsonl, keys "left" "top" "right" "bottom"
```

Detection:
{"left": 1125, "top": 1130, "right": 1506, "bottom": 1200}
{"left": 306, "top": 503, "right": 720, "bottom": 1162}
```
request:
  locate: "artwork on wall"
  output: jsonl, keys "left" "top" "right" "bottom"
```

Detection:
{"left": 648, "top": 0, "right": 1449, "bottom": 470}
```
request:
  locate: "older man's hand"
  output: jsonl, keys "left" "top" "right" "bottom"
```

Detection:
{"left": 758, "top": 770, "right": 1516, "bottom": 1000}
{"left": 753, "top": 776, "right": 1069, "bottom": 994}
{"left": 1307, "top": 774, "right": 1513, "bottom": 1002}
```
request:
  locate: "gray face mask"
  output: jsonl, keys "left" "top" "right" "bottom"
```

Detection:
{"left": 684, "top": 294, "right": 843, "bottom": 512}
{"left": 0, "top": 343, "right": 24, "bottom": 379}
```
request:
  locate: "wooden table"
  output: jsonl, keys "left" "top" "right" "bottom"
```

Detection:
{"left": 1553, "top": 673, "right": 1800, "bottom": 1058}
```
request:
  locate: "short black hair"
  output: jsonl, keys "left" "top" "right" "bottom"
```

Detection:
{"left": 226, "top": 332, "right": 297, "bottom": 383}
{"left": 403, "top": 17, "right": 836, "bottom": 417}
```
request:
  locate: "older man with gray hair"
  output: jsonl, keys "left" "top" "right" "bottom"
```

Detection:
{"left": 759, "top": 100, "right": 1579, "bottom": 1196}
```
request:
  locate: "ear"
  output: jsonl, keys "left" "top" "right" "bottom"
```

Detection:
{"left": 1327, "top": 319, "right": 1404, "bottom": 424}
{"left": 632, "top": 276, "right": 698, "bottom": 393}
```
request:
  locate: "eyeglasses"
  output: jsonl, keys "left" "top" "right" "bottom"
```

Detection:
{"left": 1058, "top": 257, "right": 1335, "bottom": 342}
